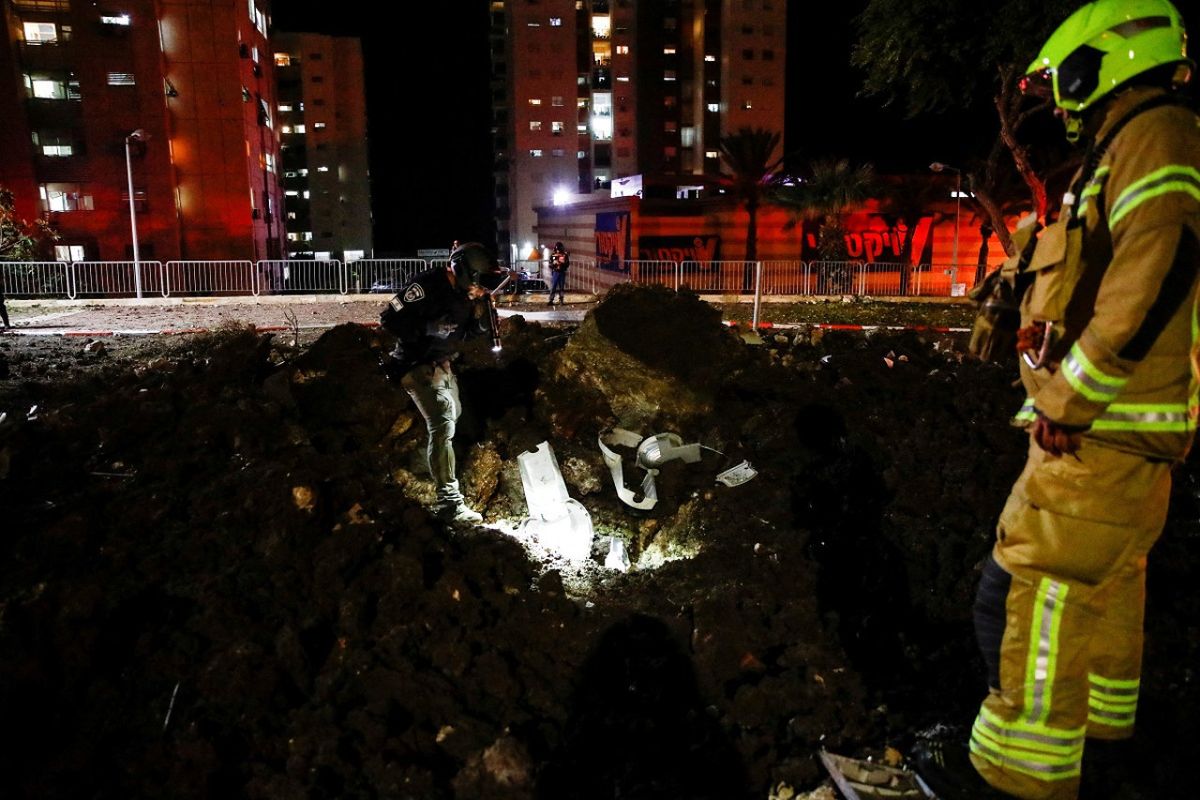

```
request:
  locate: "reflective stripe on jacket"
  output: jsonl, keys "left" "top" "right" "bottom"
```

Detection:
{"left": 1018, "top": 87, "right": 1200, "bottom": 462}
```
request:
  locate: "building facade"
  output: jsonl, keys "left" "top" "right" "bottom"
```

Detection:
{"left": 0, "top": 0, "right": 284, "bottom": 262}
{"left": 272, "top": 32, "right": 372, "bottom": 262}
{"left": 490, "top": 0, "right": 786, "bottom": 265}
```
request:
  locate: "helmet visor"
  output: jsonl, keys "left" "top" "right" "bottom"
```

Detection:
{"left": 1020, "top": 68, "right": 1055, "bottom": 100}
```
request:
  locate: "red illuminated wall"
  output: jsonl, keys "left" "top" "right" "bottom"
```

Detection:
{"left": 0, "top": 0, "right": 284, "bottom": 262}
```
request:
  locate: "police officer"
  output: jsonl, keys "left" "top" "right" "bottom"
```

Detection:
{"left": 548, "top": 241, "right": 570, "bottom": 305}
{"left": 915, "top": 2, "right": 1200, "bottom": 798}
{"left": 380, "top": 242, "right": 499, "bottom": 524}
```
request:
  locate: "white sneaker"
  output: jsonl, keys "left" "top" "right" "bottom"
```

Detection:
{"left": 437, "top": 503, "right": 483, "bottom": 524}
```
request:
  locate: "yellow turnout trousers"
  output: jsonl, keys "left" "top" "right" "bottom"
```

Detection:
{"left": 970, "top": 439, "right": 1171, "bottom": 800}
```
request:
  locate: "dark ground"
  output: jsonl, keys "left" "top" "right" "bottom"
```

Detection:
{"left": 0, "top": 285, "right": 1196, "bottom": 799}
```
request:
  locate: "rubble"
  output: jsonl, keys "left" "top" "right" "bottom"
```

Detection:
{"left": 0, "top": 288, "right": 1195, "bottom": 798}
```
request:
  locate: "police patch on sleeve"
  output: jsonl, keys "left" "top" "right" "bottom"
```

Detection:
{"left": 403, "top": 284, "right": 426, "bottom": 303}
{"left": 388, "top": 297, "right": 404, "bottom": 312}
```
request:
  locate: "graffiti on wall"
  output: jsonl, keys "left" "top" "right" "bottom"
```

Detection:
{"left": 798, "top": 216, "right": 936, "bottom": 264}
{"left": 595, "top": 212, "right": 631, "bottom": 271}
{"left": 637, "top": 235, "right": 720, "bottom": 262}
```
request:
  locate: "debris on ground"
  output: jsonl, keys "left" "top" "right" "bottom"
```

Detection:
{"left": 0, "top": 286, "right": 1196, "bottom": 798}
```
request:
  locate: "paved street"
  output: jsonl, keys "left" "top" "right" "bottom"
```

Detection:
{"left": 2, "top": 294, "right": 594, "bottom": 336}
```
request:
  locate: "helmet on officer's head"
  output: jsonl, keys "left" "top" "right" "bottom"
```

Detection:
{"left": 448, "top": 241, "right": 497, "bottom": 291}
{"left": 1024, "top": 0, "right": 1192, "bottom": 127}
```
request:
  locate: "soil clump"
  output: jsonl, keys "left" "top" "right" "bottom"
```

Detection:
{"left": 0, "top": 286, "right": 1196, "bottom": 798}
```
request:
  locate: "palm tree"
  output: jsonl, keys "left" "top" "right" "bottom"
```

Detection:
{"left": 775, "top": 159, "right": 876, "bottom": 291}
{"left": 717, "top": 128, "right": 784, "bottom": 290}
{"left": 875, "top": 174, "right": 945, "bottom": 295}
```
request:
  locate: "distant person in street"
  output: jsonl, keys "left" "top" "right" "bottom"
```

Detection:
{"left": 379, "top": 241, "right": 501, "bottom": 524}
{"left": 548, "top": 241, "right": 570, "bottom": 305}
{"left": 913, "top": 2, "right": 1200, "bottom": 799}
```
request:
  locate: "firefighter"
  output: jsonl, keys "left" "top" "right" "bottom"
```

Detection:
{"left": 379, "top": 241, "right": 500, "bottom": 524}
{"left": 914, "top": 1, "right": 1200, "bottom": 798}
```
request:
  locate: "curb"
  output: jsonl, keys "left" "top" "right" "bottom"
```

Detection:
{"left": 724, "top": 321, "right": 971, "bottom": 334}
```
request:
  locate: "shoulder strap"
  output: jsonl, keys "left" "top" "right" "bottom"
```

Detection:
{"left": 1067, "top": 94, "right": 1192, "bottom": 217}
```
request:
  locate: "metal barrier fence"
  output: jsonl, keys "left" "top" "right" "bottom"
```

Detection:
{"left": 0, "top": 258, "right": 984, "bottom": 300}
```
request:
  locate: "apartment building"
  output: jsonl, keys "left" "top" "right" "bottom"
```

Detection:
{"left": 0, "top": 0, "right": 284, "bottom": 262}
{"left": 272, "top": 32, "right": 372, "bottom": 262}
{"left": 490, "top": 0, "right": 786, "bottom": 264}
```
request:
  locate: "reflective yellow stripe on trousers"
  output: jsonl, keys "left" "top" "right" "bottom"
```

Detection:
{"left": 971, "top": 578, "right": 1085, "bottom": 780}
{"left": 1088, "top": 674, "right": 1139, "bottom": 729}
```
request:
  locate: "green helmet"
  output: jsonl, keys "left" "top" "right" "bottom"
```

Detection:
{"left": 1025, "top": 0, "right": 1191, "bottom": 114}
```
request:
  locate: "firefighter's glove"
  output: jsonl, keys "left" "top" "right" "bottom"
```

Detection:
{"left": 1016, "top": 324, "right": 1046, "bottom": 356}
{"left": 1031, "top": 409, "right": 1086, "bottom": 458}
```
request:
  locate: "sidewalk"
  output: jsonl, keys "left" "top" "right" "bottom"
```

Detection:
{"left": 2, "top": 293, "right": 595, "bottom": 336}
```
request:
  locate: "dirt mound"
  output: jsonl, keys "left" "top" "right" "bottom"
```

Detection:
{"left": 0, "top": 288, "right": 1196, "bottom": 799}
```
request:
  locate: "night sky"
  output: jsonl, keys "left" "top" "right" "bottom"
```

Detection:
{"left": 268, "top": 1, "right": 1196, "bottom": 256}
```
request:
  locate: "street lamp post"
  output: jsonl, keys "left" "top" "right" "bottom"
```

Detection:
{"left": 930, "top": 162, "right": 962, "bottom": 294}
{"left": 125, "top": 129, "right": 146, "bottom": 299}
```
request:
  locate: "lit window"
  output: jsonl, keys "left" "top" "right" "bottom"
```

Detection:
{"left": 526, "top": 21, "right": 540, "bottom": 27}
{"left": 294, "top": 124, "right": 306, "bottom": 133}
{"left": 297, "top": 168, "right": 308, "bottom": 176}
{"left": 302, "top": 191, "right": 310, "bottom": 199}
{"left": 663, "top": 47, "right": 675, "bottom": 55}
{"left": 251, "top": 46, "right": 259, "bottom": 63}
{"left": 284, "top": 170, "right": 297, "bottom": 178}
{"left": 278, "top": 103, "right": 292, "bottom": 112}
{"left": 281, "top": 125, "right": 292, "bottom": 134}
{"left": 577, "top": 98, "right": 588, "bottom": 108}
{"left": 577, "top": 124, "right": 587, "bottom": 133}
{"left": 317, "top": 166, "right": 329, "bottom": 172}
{"left": 265, "top": 153, "right": 275, "bottom": 172}
{"left": 549, "top": 17, "right": 562, "bottom": 26}
{"left": 616, "top": 45, "right": 629, "bottom": 55}
{"left": 107, "top": 72, "right": 136, "bottom": 86}
{"left": 23, "top": 22, "right": 57, "bottom": 43}
{"left": 551, "top": 121, "right": 564, "bottom": 135}
{"left": 287, "top": 211, "right": 297, "bottom": 219}
{"left": 705, "top": 150, "right": 719, "bottom": 159}
{"left": 705, "top": 54, "right": 716, "bottom": 62}
{"left": 55, "top": 245, "right": 86, "bottom": 262}
{"left": 313, "top": 121, "right": 326, "bottom": 129}
{"left": 707, "top": 103, "right": 719, "bottom": 112}
{"left": 741, "top": 100, "right": 753, "bottom": 110}
{"left": 681, "top": 127, "right": 695, "bottom": 147}
{"left": 552, "top": 95, "right": 564, "bottom": 106}
{"left": 577, "top": 150, "right": 586, "bottom": 159}
{"left": 529, "top": 149, "right": 543, "bottom": 157}
{"left": 285, "top": 190, "right": 299, "bottom": 196}
{"left": 39, "top": 183, "right": 93, "bottom": 212}
{"left": 663, "top": 70, "right": 676, "bottom": 81}
{"left": 100, "top": 14, "right": 131, "bottom": 26}
{"left": 592, "top": 15, "right": 610, "bottom": 37}
{"left": 616, "top": 76, "right": 630, "bottom": 82}
{"left": 274, "top": 53, "right": 291, "bottom": 66}
{"left": 530, "top": 121, "right": 542, "bottom": 131}
{"left": 27, "top": 75, "right": 78, "bottom": 100}
{"left": 528, "top": 98, "right": 542, "bottom": 106}
{"left": 552, "top": 148, "right": 565, "bottom": 157}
